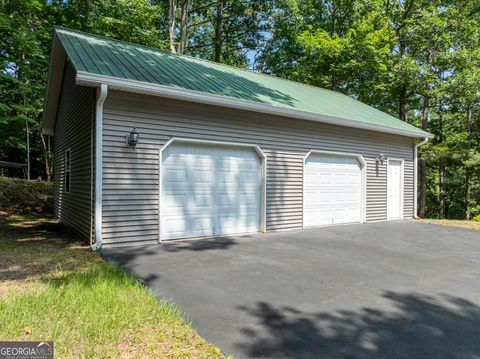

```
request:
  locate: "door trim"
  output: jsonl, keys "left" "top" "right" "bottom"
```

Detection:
{"left": 386, "top": 157, "right": 404, "bottom": 220}
{"left": 158, "top": 137, "right": 267, "bottom": 242}
{"left": 302, "top": 149, "right": 367, "bottom": 228}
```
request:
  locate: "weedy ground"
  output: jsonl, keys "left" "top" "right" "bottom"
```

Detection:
{"left": 422, "top": 218, "right": 480, "bottom": 231}
{"left": 0, "top": 214, "right": 226, "bottom": 358}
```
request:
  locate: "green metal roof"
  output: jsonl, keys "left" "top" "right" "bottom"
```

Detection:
{"left": 54, "top": 27, "right": 430, "bottom": 137}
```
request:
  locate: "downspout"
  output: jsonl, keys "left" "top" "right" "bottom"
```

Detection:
{"left": 91, "top": 84, "right": 108, "bottom": 250}
{"left": 413, "top": 137, "right": 429, "bottom": 219}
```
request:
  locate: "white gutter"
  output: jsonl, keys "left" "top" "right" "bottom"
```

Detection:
{"left": 91, "top": 83, "right": 108, "bottom": 250}
{"left": 76, "top": 71, "right": 434, "bottom": 140}
{"left": 413, "top": 137, "right": 429, "bottom": 218}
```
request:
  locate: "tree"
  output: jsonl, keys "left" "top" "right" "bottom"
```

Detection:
{"left": 0, "top": 0, "right": 50, "bottom": 179}
{"left": 186, "top": 0, "right": 273, "bottom": 66}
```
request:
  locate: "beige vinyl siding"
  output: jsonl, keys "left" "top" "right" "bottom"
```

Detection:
{"left": 404, "top": 155, "right": 415, "bottom": 217}
{"left": 101, "top": 90, "right": 414, "bottom": 246}
{"left": 53, "top": 62, "right": 95, "bottom": 241}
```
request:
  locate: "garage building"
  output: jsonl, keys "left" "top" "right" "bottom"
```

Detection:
{"left": 42, "top": 28, "right": 432, "bottom": 248}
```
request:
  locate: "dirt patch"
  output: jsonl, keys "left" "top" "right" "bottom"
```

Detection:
{"left": 423, "top": 219, "right": 480, "bottom": 231}
{"left": 0, "top": 215, "right": 91, "bottom": 297}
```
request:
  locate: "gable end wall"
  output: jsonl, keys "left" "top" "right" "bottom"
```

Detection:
{"left": 53, "top": 62, "right": 95, "bottom": 241}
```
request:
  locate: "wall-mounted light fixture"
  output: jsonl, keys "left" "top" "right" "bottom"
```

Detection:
{"left": 374, "top": 153, "right": 386, "bottom": 164}
{"left": 126, "top": 128, "right": 139, "bottom": 149}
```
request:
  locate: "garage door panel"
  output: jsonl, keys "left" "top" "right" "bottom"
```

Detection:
{"left": 161, "top": 142, "right": 262, "bottom": 240}
{"left": 193, "top": 169, "right": 213, "bottom": 183}
{"left": 304, "top": 153, "right": 362, "bottom": 227}
{"left": 217, "top": 213, "right": 259, "bottom": 233}
{"left": 217, "top": 171, "right": 239, "bottom": 183}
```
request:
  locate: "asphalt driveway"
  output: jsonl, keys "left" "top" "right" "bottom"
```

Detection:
{"left": 103, "top": 221, "right": 480, "bottom": 359}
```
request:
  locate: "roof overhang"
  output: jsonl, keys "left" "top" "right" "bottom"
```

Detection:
{"left": 76, "top": 71, "right": 433, "bottom": 139}
{"left": 41, "top": 32, "right": 67, "bottom": 135}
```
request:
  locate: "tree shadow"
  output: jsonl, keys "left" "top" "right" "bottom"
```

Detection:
{"left": 102, "top": 236, "right": 239, "bottom": 272}
{"left": 161, "top": 236, "right": 238, "bottom": 252}
{"left": 0, "top": 216, "right": 92, "bottom": 283}
{"left": 236, "top": 291, "right": 480, "bottom": 359}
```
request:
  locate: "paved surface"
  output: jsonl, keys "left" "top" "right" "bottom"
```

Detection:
{"left": 103, "top": 221, "right": 480, "bottom": 359}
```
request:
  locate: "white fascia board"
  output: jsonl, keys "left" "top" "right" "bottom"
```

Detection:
{"left": 76, "top": 71, "right": 434, "bottom": 139}
{"left": 41, "top": 34, "right": 68, "bottom": 135}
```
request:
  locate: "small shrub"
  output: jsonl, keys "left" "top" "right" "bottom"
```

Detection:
{"left": 473, "top": 214, "right": 480, "bottom": 222}
{"left": 0, "top": 177, "right": 53, "bottom": 215}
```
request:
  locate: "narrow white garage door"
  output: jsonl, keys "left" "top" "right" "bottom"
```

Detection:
{"left": 387, "top": 159, "right": 403, "bottom": 220}
{"left": 161, "top": 142, "right": 262, "bottom": 240}
{"left": 304, "top": 153, "right": 362, "bottom": 227}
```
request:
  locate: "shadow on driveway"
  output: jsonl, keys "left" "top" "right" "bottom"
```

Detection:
{"left": 235, "top": 291, "right": 480, "bottom": 359}
{"left": 102, "top": 221, "right": 480, "bottom": 358}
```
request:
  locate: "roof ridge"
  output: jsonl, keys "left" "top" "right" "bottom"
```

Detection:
{"left": 54, "top": 26, "right": 344, "bottom": 97}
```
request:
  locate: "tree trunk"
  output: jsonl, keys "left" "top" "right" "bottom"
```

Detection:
{"left": 438, "top": 105, "right": 445, "bottom": 218}
{"left": 466, "top": 108, "right": 473, "bottom": 219}
{"left": 168, "top": 0, "right": 178, "bottom": 54}
{"left": 418, "top": 92, "right": 429, "bottom": 218}
{"left": 466, "top": 168, "right": 471, "bottom": 220}
{"left": 418, "top": 49, "right": 432, "bottom": 218}
{"left": 439, "top": 162, "right": 445, "bottom": 218}
{"left": 25, "top": 118, "right": 30, "bottom": 180}
{"left": 399, "top": 84, "right": 407, "bottom": 121}
{"left": 177, "top": 0, "right": 189, "bottom": 54}
{"left": 213, "top": 0, "right": 224, "bottom": 62}
{"left": 41, "top": 133, "right": 52, "bottom": 182}
{"left": 397, "top": 36, "right": 407, "bottom": 122}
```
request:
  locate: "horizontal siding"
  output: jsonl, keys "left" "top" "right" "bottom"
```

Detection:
{"left": 54, "top": 62, "right": 95, "bottom": 241}
{"left": 102, "top": 90, "right": 415, "bottom": 245}
{"left": 404, "top": 159, "right": 414, "bottom": 217}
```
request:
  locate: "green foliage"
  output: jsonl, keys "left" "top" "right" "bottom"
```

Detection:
{"left": 473, "top": 214, "right": 480, "bottom": 222}
{"left": 186, "top": 0, "right": 273, "bottom": 66}
{"left": 0, "top": 177, "right": 52, "bottom": 214}
{"left": 1, "top": 0, "right": 479, "bottom": 219}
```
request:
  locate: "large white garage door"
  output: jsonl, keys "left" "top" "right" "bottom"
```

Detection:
{"left": 161, "top": 142, "right": 262, "bottom": 240}
{"left": 304, "top": 153, "right": 362, "bottom": 227}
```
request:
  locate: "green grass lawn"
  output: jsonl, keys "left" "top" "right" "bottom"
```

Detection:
{"left": 422, "top": 218, "right": 480, "bottom": 231}
{"left": 0, "top": 214, "right": 224, "bottom": 358}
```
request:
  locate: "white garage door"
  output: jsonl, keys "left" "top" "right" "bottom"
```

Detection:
{"left": 304, "top": 153, "right": 363, "bottom": 227}
{"left": 161, "top": 142, "right": 262, "bottom": 240}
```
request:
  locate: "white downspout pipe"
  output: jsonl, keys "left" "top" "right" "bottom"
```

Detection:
{"left": 91, "top": 84, "right": 108, "bottom": 250}
{"left": 413, "top": 137, "right": 429, "bottom": 219}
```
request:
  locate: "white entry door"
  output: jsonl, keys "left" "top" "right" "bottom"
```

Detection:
{"left": 161, "top": 142, "right": 262, "bottom": 240}
{"left": 387, "top": 159, "right": 404, "bottom": 220}
{"left": 304, "top": 153, "right": 363, "bottom": 227}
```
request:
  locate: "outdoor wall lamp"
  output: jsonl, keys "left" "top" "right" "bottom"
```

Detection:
{"left": 374, "top": 153, "right": 386, "bottom": 164}
{"left": 126, "top": 128, "right": 139, "bottom": 148}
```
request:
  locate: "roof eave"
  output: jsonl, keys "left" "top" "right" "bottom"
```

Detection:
{"left": 76, "top": 71, "right": 433, "bottom": 139}
{"left": 41, "top": 31, "right": 67, "bottom": 135}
